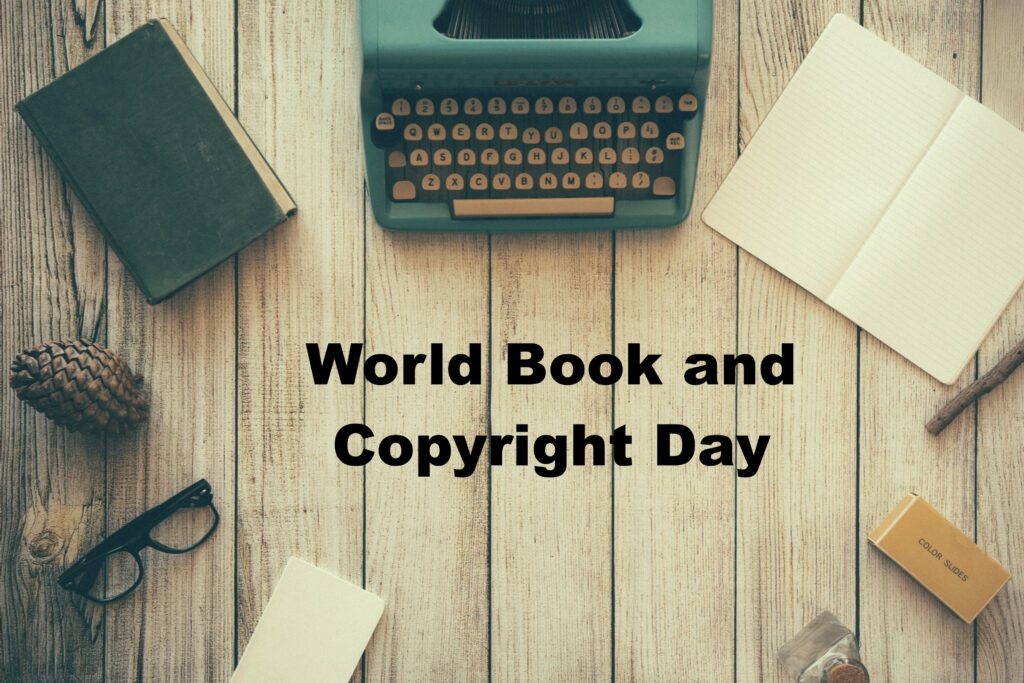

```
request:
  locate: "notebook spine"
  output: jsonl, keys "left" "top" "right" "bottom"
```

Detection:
{"left": 155, "top": 19, "right": 297, "bottom": 218}
{"left": 15, "top": 100, "right": 156, "bottom": 302}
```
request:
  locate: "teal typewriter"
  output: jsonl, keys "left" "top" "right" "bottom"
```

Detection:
{"left": 360, "top": 0, "right": 712, "bottom": 230}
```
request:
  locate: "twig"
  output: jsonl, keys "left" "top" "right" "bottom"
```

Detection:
{"left": 926, "top": 337, "right": 1024, "bottom": 435}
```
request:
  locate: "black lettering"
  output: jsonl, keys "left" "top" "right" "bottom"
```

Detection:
{"left": 683, "top": 354, "right": 718, "bottom": 385}
{"left": 762, "top": 343, "right": 794, "bottom": 385}
{"left": 657, "top": 424, "right": 695, "bottom": 465}
{"left": 450, "top": 343, "right": 482, "bottom": 385}
{"left": 334, "top": 423, "right": 374, "bottom": 465}
{"left": 307, "top": 343, "right": 362, "bottom": 384}
{"left": 508, "top": 343, "right": 546, "bottom": 384}
{"left": 552, "top": 353, "right": 585, "bottom": 385}
{"left": 724, "top": 354, "right": 756, "bottom": 384}
{"left": 365, "top": 353, "right": 399, "bottom": 384}
{"left": 588, "top": 354, "right": 623, "bottom": 385}
{"left": 628, "top": 343, "right": 662, "bottom": 384}
{"left": 379, "top": 434, "right": 413, "bottom": 466}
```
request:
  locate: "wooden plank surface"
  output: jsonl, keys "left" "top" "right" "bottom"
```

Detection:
{"left": 857, "top": 2, "right": 981, "bottom": 679}
{"left": 490, "top": 232, "right": 613, "bottom": 681}
{"left": 0, "top": 2, "right": 107, "bottom": 680}
{"left": 235, "top": 0, "right": 365, "bottom": 667}
{"left": 735, "top": 4, "right": 861, "bottom": 681}
{"left": 977, "top": 1, "right": 1024, "bottom": 678}
{"left": 362, "top": 221, "right": 489, "bottom": 680}
{"left": 102, "top": 3, "right": 237, "bottom": 681}
{"left": 612, "top": 0, "right": 738, "bottom": 679}
{"left": 3, "top": 1, "right": 1024, "bottom": 680}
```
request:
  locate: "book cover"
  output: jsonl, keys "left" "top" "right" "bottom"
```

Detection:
{"left": 16, "top": 19, "right": 296, "bottom": 304}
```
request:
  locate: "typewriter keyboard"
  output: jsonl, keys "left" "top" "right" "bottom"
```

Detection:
{"left": 371, "top": 93, "right": 698, "bottom": 218}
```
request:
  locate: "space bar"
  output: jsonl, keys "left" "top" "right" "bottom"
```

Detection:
{"left": 452, "top": 197, "right": 614, "bottom": 218}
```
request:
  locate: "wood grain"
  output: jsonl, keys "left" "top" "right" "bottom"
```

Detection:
{"left": 977, "top": 1, "right": 1024, "bottom": 678}
{"left": 235, "top": 0, "right": 365, "bottom": 670}
{"left": 612, "top": 0, "right": 739, "bottom": 679}
{"left": 102, "top": 3, "right": 237, "bottom": 681}
{"left": 490, "top": 232, "right": 613, "bottom": 681}
{"left": 3, "top": 1, "right": 1024, "bottom": 679}
{"left": 363, "top": 226, "right": 489, "bottom": 681}
{"left": 735, "top": 4, "right": 861, "bottom": 681}
{"left": 0, "top": 2, "right": 107, "bottom": 680}
{"left": 857, "top": 4, "right": 980, "bottom": 679}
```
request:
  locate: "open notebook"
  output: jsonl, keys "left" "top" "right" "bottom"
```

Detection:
{"left": 703, "top": 14, "right": 1024, "bottom": 384}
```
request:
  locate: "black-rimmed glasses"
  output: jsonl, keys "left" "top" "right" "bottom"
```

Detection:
{"left": 59, "top": 479, "right": 219, "bottom": 603}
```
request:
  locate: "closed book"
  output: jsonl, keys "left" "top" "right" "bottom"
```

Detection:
{"left": 16, "top": 19, "right": 296, "bottom": 304}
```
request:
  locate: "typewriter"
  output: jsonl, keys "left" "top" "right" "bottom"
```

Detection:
{"left": 360, "top": 0, "right": 712, "bottom": 230}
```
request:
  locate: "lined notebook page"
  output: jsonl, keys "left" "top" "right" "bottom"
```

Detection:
{"left": 703, "top": 13, "right": 1024, "bottom": 383}
{"left": 828, "top": 99, "right": 1024, "bottom": 382}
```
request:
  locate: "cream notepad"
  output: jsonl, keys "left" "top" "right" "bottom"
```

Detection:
{"left": 703, "top": 14, "right": 1024, "bottom": 384}
{"left": 232, "top": 557, "right": 384, "bottom": 682}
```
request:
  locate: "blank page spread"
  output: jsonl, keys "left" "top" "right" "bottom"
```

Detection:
{"left": 703, "top": 14, "right": 1024, "bottom": 384}
{"left": 231, "top": 557, "right": 384, "bottom": 683}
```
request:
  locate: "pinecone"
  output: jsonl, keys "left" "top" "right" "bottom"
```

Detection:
{"left": 9, "top": 339, "right": 148, "bottom": 434}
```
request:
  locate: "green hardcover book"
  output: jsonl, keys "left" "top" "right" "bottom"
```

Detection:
{"left": 16, "top": 19, "right": 296, "bottom": 304}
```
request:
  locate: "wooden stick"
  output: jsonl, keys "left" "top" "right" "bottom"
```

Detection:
{"left": 927, "top": 337, "right": 1024, "bottom": 435}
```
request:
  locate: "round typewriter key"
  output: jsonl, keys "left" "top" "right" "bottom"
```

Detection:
{"left": 641, "top": 122, "right": 659, "bottom": 139}
{"left": 440, "top": 98, "right": 459, "bottom": 116}
{"left": 392, "top": 180, "right": 416, "bottom": 201}
{"left": 434, "top": 149, "right": 452, "bottom": 166}
{"left": 551, "top": 147, "right": 570, "bottom": 165}
{"left": 535, "top": 97, "right": 554, "bottom": 115}
{"left": 583, "top": 96, "right": 602, "bottom": 114}
{"left": 391, "top": 98, "right": 411, "bottom": 116}
{"left": 511, "top": 97, "right": 530, "bottom": 114}
{"left": 559, "top": 97, "right": 578, "bottom": 114}
{"left": 622, "top": 147, "right": 640, "bottom": 164}
{"left": 481, "top": 148, "right": 499, "bottom": 166}
{"left": 515, "top": 173, "right": 534, "bottom": 190}
{"left": 666, "top": 132, "right": 686, "bottom": 150}
{"left": 475, "top": 123, "right": 494, "bottom": 141}
{"left": 465, "top": 97, "right": 483, "bottom": 115}
{"left": 493, "top": 173, "right": 511, "bottom": 191}
{"left": 598, "top": 147, "right": 617, "bottom": 165}
{"left": 404, "top": 123, "right": 422, "bottom": 141}
{"left": 631, "top": 171, "right": 650, "bottom": 189}
{"left": 421, "top": 174, "right": 441, "bottom": 191}
{"left": 375, "top": 113, "right": 395, "bottom": 131}
{"left": 504, "top": 148, "right": 523, "bottom": 165}
{"left": 539, "top": 172, "right": 557, "bottom": 190}
{"left": 415, "top": 98, "right": 434, "bottom": 116}
{"left": 457, "top": 149, "right": 476, "bottom": 166}
{"left": 544, "top": 127, "right": 563, "bottom": 144}
{"left": 499, "top": 123, "right": 518, "bottom": 141}
{"left": 575, "top": 147, "right": 593, "bottom": 164}
{"left": 428, "top": 124, "right": 446, "bottom": 141}
{"left": 645, "top": 147, "right": 664, "bottom": 164}
{"left": 609, "top": 172, "right": 627, "bottom": 189}
{"left": 488, "top": 97, "right": 507, "bottom": 115}
{"left": 409, "top": 149, "right": 429, "bottom": 166}
{"left": 632, "top": 96, "right": 651, "bottom": 114}
{"left": 445, "top": 173, "right": 464, "bottom": 191}
{"left": 607, "top": 96, "right": 626, "bottom": 114}
{"left": 569, "top": 122, "right": 588, "bottom": 140}
{"left": 523, "top": 128, "right": 541, "bottom": 145}
{"left": 470, "top": 173, "right": 488, "bottom": 190}
{"left": 453, "top": 123, "right": 471, "bottom": 141}
{"left": 387, "top": 151, "right": 406, "bottom": 168}
{"left": 593, "top": 122, "right": 612, "bottom": 139}
{"left": 652, "top": 177, "right": 676, "bottom": 197}
{"left": 527, "top": 148, "right": 546, "bottom": 165}
{"left": 585, "top": 172, "right": 604, "bottom": 189}
{"left": 655, "top": 95, "right": 674, "bottom": 113}
{"left": 679, "top": 93, "right": 698, "bottom": 112}
{"left": 562, "top": 172, "right": 581, "bottom": 190}
{"left": 617, "top": 122, "right": 636, "bottom": 139}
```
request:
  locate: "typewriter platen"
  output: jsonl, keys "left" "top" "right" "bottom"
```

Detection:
{"left": 361, "top": 0, "right": 712, "bottom": 231}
